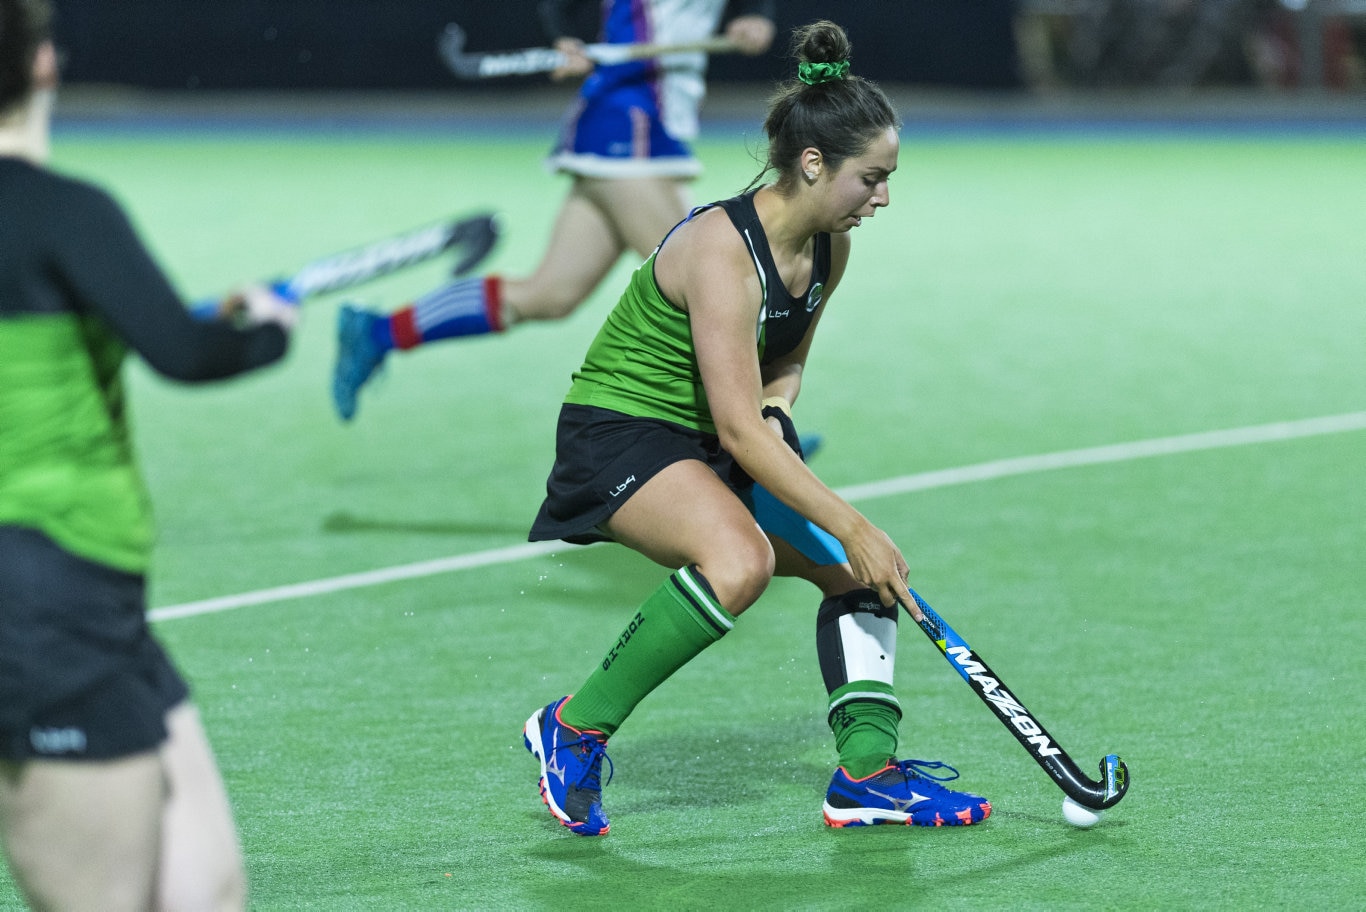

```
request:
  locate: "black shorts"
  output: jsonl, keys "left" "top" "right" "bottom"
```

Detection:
{"left": 529, "top": 404, "right": 743, "bottom": 545}
{"left": 0, "top": 526, "right": 188, "bottom": 761}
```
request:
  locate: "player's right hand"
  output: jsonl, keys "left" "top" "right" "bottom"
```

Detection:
{"left": 725, "top": 15, "right": 776, "bottom": 56}
{"left": 220, "top": 283, "right": 298, "bottom": 331}
{"left": 551, "top": 38, "right": 593, "bottom": 81}
{"left": 839, "top": 518, "right": 922, "bottom": 621}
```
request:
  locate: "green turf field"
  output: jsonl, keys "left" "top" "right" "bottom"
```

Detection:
{"left": 4, "top": 100, "right": 1364, "bottom": 909}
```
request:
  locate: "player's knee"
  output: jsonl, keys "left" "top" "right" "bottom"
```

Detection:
{"left": 516, "top": 281, "right": 594, "bottom": 322}
{"left": 701, "top": 532, "right": 775, "bottom": 614}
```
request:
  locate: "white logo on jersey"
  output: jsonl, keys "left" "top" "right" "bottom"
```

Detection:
{"left": 806, "top": 282, "right": 825, "bottom": 313}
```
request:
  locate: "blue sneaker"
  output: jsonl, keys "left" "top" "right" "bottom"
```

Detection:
{"left": 332, "top": 304, "right": 387, "bottom": 421}
{"left": 823, "top": 759, "right": 991, "bottom": 827}
{"left": 523, "top": 697, "right": 612, "bottom": 836}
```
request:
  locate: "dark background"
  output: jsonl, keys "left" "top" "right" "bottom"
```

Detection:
{"left": 51, "top": 1, "right": 1022, "bottom": 90}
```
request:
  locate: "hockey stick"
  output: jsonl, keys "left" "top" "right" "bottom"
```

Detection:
{"left": 902, "top": 587, "right": 1130, "bottom": 811}
{"left": 191, "top": 211, "right": 500, "bottom": 319}
{"left": 438, "top": 22, "right": 738, "bottom": 80}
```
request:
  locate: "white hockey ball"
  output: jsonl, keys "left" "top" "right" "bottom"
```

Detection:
{"left": 1062, "top": 796, "right": 1103, "bottom": 828}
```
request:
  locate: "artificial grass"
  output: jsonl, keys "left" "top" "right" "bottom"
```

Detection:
{"left": 3, "top": 107, "right": 1362, "bottom": 910}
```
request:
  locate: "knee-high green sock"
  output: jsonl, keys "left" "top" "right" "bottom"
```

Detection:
{"left": 829, "top": 682, "right": 902, "bottom": 779}
{"left": 560, "top": 566, "right": 734, "bottom": 737}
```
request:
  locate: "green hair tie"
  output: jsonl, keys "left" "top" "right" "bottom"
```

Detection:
{"left": 797, "top": 59, "right": 850, "bottom": 86}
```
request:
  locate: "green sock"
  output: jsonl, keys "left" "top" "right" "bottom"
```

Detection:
{"left": 560, "top": 566, "right": 734, "bottom": 737}
{"left": 828, "top": 681, "right": 902, "bottom": 779}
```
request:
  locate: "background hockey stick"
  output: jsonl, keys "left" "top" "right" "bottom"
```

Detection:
{"left": 902, "top": 587, "right": 1130, "bottom": 810}
{"left": 438, "top": 23, "right": 738, "bottom": 80}
{"left": 191, "top": 211, "right": 500, "bottom": 319}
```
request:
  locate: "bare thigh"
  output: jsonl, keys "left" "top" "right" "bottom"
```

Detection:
{"left": 505, "top": 176, "right": 691, "bottom": 323}
{"left": 0, "top": 749, "right": 163, "bottom": 912}
{"left": 157, "top": 702, "right": 245, "bottom": 912}
{"left": 502, "top": 183, "right": 626, "bottom": 323}
{"left": 603, "top": 459, "right": 775, "bottom": 613}
{"left": 576, "top": 175, "right": 692, "bottom": 260}
{"left": 0, "top": 702, "right": 245, "bottom": 912}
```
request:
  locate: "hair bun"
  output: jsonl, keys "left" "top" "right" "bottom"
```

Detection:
{"left": 792, "top": 19, "right": 852, "bottom": 68}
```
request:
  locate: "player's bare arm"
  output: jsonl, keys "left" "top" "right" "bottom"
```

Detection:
{"left": 659, "top": 208, "right": 909, "bottom": 609}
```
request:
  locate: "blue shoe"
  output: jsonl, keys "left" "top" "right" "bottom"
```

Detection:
{"left": 523, "top": 697, "right": 612, "bottom": 836}
{"left": 823, "top": 759, "right": 991, "bottom": 827}
{"left": 332, "top": 304, "right": 387, "bottom": 421}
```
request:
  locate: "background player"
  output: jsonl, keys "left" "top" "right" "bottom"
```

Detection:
{"left": 331, "top": 0, "right": 776, "bottom": 421}
{"left": 1, "top": 2, "right": 296, "bottom": 907}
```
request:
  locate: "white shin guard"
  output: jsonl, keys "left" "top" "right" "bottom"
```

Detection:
{"left": 816, "top": 589, "right": 900, "bottom": 712}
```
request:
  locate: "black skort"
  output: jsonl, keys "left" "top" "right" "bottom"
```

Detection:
{"left": 0, "top": 526, "right": 188, "bottom": 761}
{"left": 529, "top": 404, "right": 745, "bottom": 545}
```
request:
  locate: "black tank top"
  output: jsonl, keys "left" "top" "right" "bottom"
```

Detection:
{"left": 711, "top": 190, "right": 831, "bottom": 365}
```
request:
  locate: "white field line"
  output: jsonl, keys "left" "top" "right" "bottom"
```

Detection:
{"left": 834, "top": 410, "right": 1366, "bottom": 502}
{"left": 149, "top": 542, "right": 566, "bottom": 621}
{"left": 149, "top": 410, "right": 1366, "bottom": 623}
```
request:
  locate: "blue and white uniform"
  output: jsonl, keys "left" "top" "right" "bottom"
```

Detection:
{"left": 540, "top": 0, "right": 774, "bottom": 179}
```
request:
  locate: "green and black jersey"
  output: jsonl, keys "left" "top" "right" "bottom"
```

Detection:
{"left": 565, "top": 190, "right": 830, "bottom": 433}
{"left": 0, "top": 157, "right": 286, "bottom": 574}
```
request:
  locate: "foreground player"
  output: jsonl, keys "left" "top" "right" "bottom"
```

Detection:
{"left": 522, "top": 21, "right": 991, "bottom": 836}
{"left": 0, "top": 2, "right": 295, "bottom": 907}
{"left": 331, "top": 0, "right": 775, "bottom": 420}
